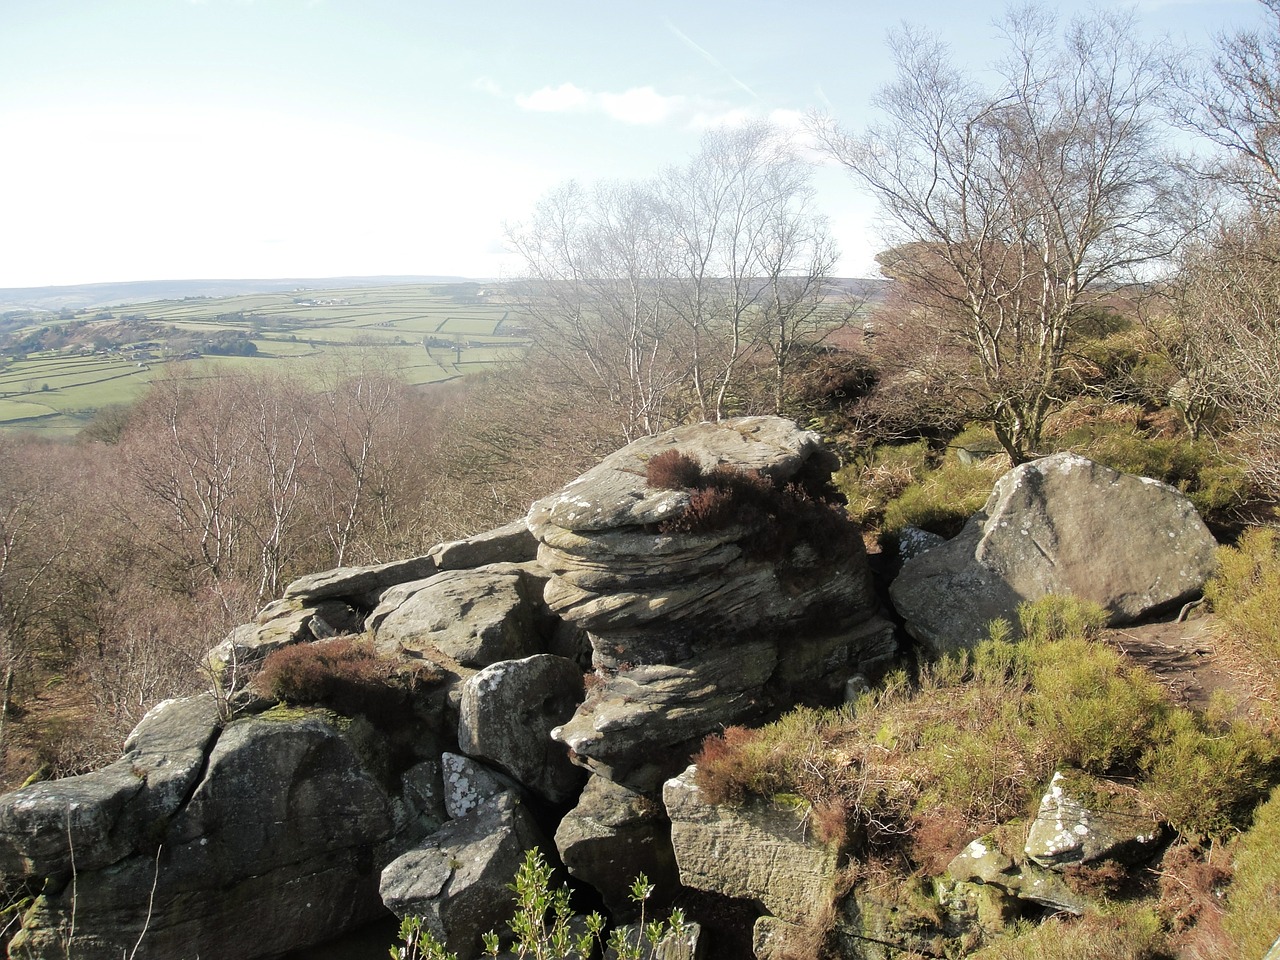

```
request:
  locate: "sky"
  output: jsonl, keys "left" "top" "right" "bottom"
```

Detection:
{"left": 0, "top": 0, "right": 1270, "bottom": 289}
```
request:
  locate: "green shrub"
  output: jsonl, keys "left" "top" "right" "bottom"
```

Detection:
{"left": 1140, "top": 710, "right": 1278, "bottom": 839}
{"left": 832, "top": 440, "right": 932, "bottom": 527}
{"left": 1204, "top": 525, "right": 1280, "bottom": 662}
{"left": 391, "top": 848, "right": 687, "bottom": 960}
{"left": 1029, "top": 637, "right": 1168, "bottom": 774}
{"left": 880, "top": 459, "right": 998, "bottom": 538}
{"left": 1222, "top": 786, "right": 1280, "bottom": 956}
{"left": 1017, "top": 595, "right": 1109, "bottom": 646}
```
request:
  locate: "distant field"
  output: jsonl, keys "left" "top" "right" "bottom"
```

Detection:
{"left": 0, "top": 283, "right": 528, "bottom": 434}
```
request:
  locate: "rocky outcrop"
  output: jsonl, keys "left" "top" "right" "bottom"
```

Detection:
{"left": 890, "top": 453, "right": 1219, "bottom": 656}
{"left": 0, "top": 417, "right": 897, "bottom": 960}
{"left": 531, "top": 417, "right": 896, "bottom": 792}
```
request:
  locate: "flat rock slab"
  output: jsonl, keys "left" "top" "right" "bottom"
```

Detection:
{"left": 663, "top": 766, "right": 838, "bottom": 926}
{"left": 890, "top": 453, "right": 1220, "bottom": 656}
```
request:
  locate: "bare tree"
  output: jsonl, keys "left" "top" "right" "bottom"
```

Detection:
{"left": 1171, "top": 215, "right": 1280, "bottom": 490}
{"left": 816, "top": 8, "right": 1181, "bottom": 462}
{"left": 1181, "top": 0, "right": 1280, "bottom": 210}
{"left": 510, "top": 121, "right": 839, "bottom": 434}
{"left": 509, "top": 180, "right": 687, "bottom": 441}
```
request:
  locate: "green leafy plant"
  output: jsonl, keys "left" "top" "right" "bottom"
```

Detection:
{"left": 390, "top": 848, "right": 687, "bottom": 960}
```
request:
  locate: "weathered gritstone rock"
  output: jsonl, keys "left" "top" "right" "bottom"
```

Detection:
{"left": 440, "top": 752, "right": 524, "bottom": 820}
{"left": 428, "top": 518, "right": 540, "bottom": 571}
{"left": 283, "top": 554, "right": 439, "bottom": 604}
{"left": 555, "top": 775, "right": 680, "bottom": 919}
{"left": 663, "top": 766, "right": 839, "bottom": 926}
{"left": 531, "top": 417, "right": 895, "bottom": 793}
{"left": 0, "top": 695, "right": 222, "bottom": 877}
{"left": 1024, "top": 770, "right": 1163, "bottom": 869}
{"left": 458, "top": 654, "right": 586, "bottom": 804}
{"left": 890, "top": 453, "right": 1220, "bottom": 656}
{"left": 946, "top": 835, "right": 1090, "bottom": 915}
{"left": 9, "top": 707, "right": 398, "bottom": 960}
{"left": 369, "top": 563, "right": 553, "bottom": 669}
{"left": 380, "top": 792, "right": 547, "bottom": 960}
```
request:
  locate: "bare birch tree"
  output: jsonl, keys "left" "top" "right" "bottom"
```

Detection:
{"left": 510, "top": 121, "right": 838, "bottom": 434}
{"left": 816, "top": 7, "right": 1181, "bottom": 462}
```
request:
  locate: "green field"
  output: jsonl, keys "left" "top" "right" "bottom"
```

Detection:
{"left": 0, "top": 283, "right": 529, "bottom": 435}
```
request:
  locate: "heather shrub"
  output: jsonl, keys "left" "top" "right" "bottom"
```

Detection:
{"left": 1029, "top": 636, "right": 1167, "bottom": 774}
{"left": 970, "top": 905, "right": 1168, "bottom": 960}
{"left": 645, "top": 449, "right": 703, "bottom": 490}
{"left": 254, "top": 637, "right": 394, "bottom": 715}
{"left": 651, "top": 452, "right": 862, "bottom": 563}
{"left": 1140, "top": 709, "right": 1278, "bottom": 838}
{"left": 1017, "top": 595, "right": 1108, "bottom": 646}
{"left": 1222, "top": 786, "right": 1280, "bottom": 957}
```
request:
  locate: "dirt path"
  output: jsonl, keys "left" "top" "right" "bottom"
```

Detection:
{"left": 1103, "top": 611, "right": 1275, "bottom": 723}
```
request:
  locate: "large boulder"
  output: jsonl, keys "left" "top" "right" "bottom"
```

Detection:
{"left": 531, "top": 418, "right": 896, "bottom": 793}
{"left": 890, "top": 453, "right": 1220, "bottom": 656}
{"left": 428, "top": 518, "right": 540, "bottom": 571}
{"left": 380, "top": 792, "right": 547, "bottom": 960}
{"left": 9, "top": 707, "right": 397, "bottom": 960}
{"left": 458, "top": 655, "right": 586, "bottom": 804}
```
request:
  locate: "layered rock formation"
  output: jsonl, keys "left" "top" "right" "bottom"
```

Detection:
{"left": 0, "top": 435, "right": 1225, "bottom": 960}
{"left": 530, "top": 417, "right": 897, "bottom": 792}
{"left": 890, "top": 453, "right": 1219, "bottom": 655}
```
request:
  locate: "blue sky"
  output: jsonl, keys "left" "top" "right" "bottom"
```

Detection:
{"left": 0, "top": 0, "right": 1267, "bottom": 287}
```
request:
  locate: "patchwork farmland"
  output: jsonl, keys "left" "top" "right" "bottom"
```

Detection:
{"left": 0, "top": 282, "right": 528, "bottom": 435}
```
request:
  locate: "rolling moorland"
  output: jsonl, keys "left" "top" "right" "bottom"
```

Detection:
{"left": 0, "top": 280, "right": 531, "bottom": 436}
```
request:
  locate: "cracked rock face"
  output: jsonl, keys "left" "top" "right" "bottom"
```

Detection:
{"left": 889, "top": 453, "right": 1220, "bottom": 657}
{"left": 7, "top": 707, "right": 397, "bottom": 960}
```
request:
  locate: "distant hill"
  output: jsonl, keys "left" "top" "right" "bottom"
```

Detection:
{"left": 0, "top": 275, "right": 885, "bottom": 315}
{"left": 0, "top": 276, "right": 478, "bottom": 313}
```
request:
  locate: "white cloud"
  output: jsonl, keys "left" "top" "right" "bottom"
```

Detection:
{"left": 514, "top": 83, "right": 686, "bottom": 125}
{"left": 598, "top": 87, "right": 683, "bottom": 124}
{"left": 473, "top": 76, "right": 503, "bottom": 97}
{"left": 516, "top": 82, "right": 592, "bottom": 113}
